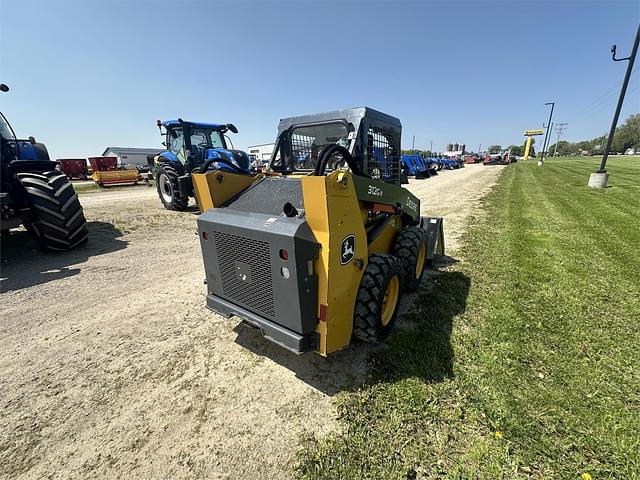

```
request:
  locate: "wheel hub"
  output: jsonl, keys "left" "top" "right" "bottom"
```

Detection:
{"left": 381, "top": 275, "right": 400, "bottom": 326}
{"left": 159, "top": 174, "right": 173, "bottom": 203}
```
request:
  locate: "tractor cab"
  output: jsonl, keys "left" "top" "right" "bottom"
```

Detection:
{"left": 269, "top": 107, "right": 402, "bottom": 185}
{"left": 150, "top": 119, "right": 251, "bottom": 210}
{"left": 157, "top": 119, "right": 241, "bottom": 173}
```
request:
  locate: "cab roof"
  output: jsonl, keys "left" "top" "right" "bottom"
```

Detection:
{"left": 277, "top": 107, "right": 401, "bottom": 132}
{"left": 162, "top": 120, "right": 226, "bottom": 129}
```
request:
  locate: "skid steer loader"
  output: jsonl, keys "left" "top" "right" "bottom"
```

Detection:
{"left": 193, "top": 107, "right": 444, "bottom": 356}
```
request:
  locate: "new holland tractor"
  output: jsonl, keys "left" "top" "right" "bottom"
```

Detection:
{"left": 0, "top": 84, "right": 88, "bottom": 251}
{"left": 149, "top": 119, "right": 250, "bottom": 210}
{"left": 192, "top": 107, "right": 444, "bottom": 356}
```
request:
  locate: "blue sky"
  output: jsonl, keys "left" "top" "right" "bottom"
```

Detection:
{"left": 1, "top": 0, "right": 638, "bottom": 158}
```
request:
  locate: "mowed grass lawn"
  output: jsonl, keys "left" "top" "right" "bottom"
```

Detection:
{"left": 298, "top": 157, "right": 640, "bottom": 479}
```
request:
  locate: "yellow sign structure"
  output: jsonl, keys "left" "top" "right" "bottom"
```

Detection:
{"left": 523, "top": 129, "right": 545, "bottom": 160}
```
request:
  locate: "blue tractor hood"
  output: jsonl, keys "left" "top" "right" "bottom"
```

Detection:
{"left": 204, "top": 148, "right": 251, "bottom": 174}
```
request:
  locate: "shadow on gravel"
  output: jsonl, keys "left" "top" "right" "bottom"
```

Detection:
{"left": 234, "top": 322, "right": 372, "bottom": 396}
{"left": 234, "top": 260, "right": 470, "bottom": 394}
{"left": 0, "top": 221, "right": 127, "bottom": 293}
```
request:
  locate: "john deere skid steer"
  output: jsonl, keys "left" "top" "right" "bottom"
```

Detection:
{"left": 193, "top": 107, "right": 444, "bottom": 356}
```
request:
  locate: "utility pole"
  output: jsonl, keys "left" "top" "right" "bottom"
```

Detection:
{"left": 589, "top": 23, "right": 639, "bottom": 188}
{"left": 478, "top": 143, "right": 482, "bottom": 153}
{"left": 430, "top": 140, "right": 433, "bottom": 153}
{"left": 552, "top": 123, "right": 568, "bottom": 157}
{"left": 539, "top": 102, "right": 555, "bottom": 166}
{"left": 412, "top": 135, "right": 415, "bottom": 151}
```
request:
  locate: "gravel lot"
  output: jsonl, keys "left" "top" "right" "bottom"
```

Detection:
{"left": 0, "top": 164, "right": 504, "bottom": 480}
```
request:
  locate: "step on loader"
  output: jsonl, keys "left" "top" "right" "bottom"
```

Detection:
{"left": 193, "top": 107, "right": 444, "bottom": 356}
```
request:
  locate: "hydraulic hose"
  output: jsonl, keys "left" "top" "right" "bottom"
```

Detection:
{"left": 313, "top": 144, "right": 367, "bottom": 177}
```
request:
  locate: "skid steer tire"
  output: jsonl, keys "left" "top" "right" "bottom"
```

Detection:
{"left": 16, "top": 171, "right": 88, "bottom": 252}
{"left": 392, "top": 226, "right": 427, "bottom": 292}
{"left": 156, "top": 164, "right": 188, "bottom": 211}
{"left": 352, "top": 254, "right": 403, "bottom": 344}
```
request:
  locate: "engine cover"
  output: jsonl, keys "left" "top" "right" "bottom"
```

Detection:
{"left": 197, "top": 207, "right": 320, "bottom": 352}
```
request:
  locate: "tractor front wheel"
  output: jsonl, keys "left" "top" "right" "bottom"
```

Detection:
{"left": 393, "top": 226, "right": 427, "bottom": 292}
{"left": 156, "top": 164, "right": 188, "bottom": 211}
{"left": 17, "top": 171, "right": 88, "bottom": 251}
{"left": 352, "top": 254, "right": 403, "bottom": 343}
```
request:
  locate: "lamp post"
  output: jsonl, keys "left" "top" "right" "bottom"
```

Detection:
{"left": 538, "top": 102, "right": 555, "bottom": 166}
{"left": 588, "top": 23, "right": 639, "bottom": 188}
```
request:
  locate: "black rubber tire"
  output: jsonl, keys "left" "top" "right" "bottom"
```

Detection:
{"left": 16, "top": 171, "right": 88, "bottom": 251}
{"left": 155, "top": 164, "right": 188, "bottom": 211}
{"left": 392, "top": 226, "right": 427, "bottom": 292}
{"left": 352, "top": 254, "right": 403, "bottom": 343}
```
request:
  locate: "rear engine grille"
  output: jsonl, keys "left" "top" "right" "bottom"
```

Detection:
{"left": 213, "top": 231, "right": 275, "bottom": 318}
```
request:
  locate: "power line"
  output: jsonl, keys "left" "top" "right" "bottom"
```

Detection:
{"left": 575, "top": 76, "right": 639, "bottom": 117}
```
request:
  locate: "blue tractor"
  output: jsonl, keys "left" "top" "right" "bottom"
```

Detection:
{"left": 401, "top": 154, "right": 436, "bottom": 179}
{"left": 1, "top": 84, "right": 88, "bottom": 251}
{"left": 149, "top": 119, "right": 251, "bottom": 210}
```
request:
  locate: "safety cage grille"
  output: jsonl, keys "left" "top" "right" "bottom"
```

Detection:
{"left": 283, "top": 122, "right": 351, "bottom": 172}
{"left": 213, "top": 231, "right": 275, "bottom": 318}
{"left": 290, "top": 132, "right": 317, "bottom": 170}
{"left": 366, "top": 127, "right": 400, "bottom": 183}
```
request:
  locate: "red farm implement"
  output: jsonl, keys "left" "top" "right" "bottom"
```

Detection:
{"left": 58, "top": 158, "right": 89, "bottom": 180}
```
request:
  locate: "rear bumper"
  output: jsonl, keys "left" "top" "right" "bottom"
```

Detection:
{"left": 206, "top": 294, "right": 319, "bottom": 354}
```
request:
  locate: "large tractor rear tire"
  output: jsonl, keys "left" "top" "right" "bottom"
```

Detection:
{"left": 393, "top": 226, "right": 427, "bottom": 292}
{"left": 17, "top": 171, "right": 88, "bottom": 251}
{"left": 352, "top": 254, "right": 403, "bottom": 343}
{"left": 156, "top": 164, "right": 188, "bottom": 211}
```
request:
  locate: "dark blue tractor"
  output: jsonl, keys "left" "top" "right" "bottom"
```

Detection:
{"left": 0, "top": 84, "right": 88, "bottom": 251}
{"left": 148, "top": 119, "right": 251, "bottom": 210}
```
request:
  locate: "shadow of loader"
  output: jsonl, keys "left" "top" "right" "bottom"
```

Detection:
{"left": 233, "top": 262, "right": 470, "bottom": 395}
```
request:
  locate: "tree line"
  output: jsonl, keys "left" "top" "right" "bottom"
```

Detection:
{"left": 401, "top": 113, "right": 638, "bottom": 158}
{"left": 512, "top": 113, "right": 639, "bottom": 157}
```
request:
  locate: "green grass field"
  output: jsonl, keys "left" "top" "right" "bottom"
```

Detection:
{"left": 298, "top": 157, "right": 640, "bottom": 479}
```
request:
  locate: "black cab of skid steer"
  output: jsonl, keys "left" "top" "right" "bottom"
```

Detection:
{"left": 269, "top": 107, "right": 402, "bottom": 185}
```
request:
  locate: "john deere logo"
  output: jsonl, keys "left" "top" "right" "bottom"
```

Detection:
{"left": 340, "top": 235, "right": 355, "bottom": 265}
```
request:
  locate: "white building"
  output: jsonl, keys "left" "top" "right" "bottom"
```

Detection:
{"left": 102, "top": 147, "right": 163, "bottom": 168}
{"left": 247, "top": 143, "right": 275, "bottom": 165}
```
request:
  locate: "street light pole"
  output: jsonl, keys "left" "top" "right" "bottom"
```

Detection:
{"left": 539, "top": 102, "right": 555, "bottom": 166}
{"left": 589, "top": 23, "right": 639, "bottom": 188}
